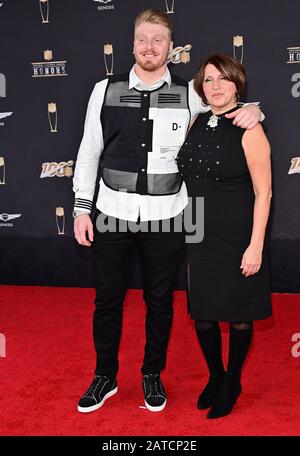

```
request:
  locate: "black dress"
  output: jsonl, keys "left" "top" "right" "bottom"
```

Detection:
{"left": 177, "top": 108, "right": 272, "bottom": 322}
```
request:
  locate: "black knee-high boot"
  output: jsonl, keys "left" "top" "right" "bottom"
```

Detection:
{"left": 195, "top": 321, "right": 225, "bottom": 409}
{"left": 207, "top": 323, "right": 253, "bottom": 419}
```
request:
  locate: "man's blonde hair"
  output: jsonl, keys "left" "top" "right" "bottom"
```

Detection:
{"left": 135, "top": 9, "right": 173, "bottom": 37}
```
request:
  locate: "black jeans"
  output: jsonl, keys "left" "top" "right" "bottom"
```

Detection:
{"left": 92, "top": 214, "right": 185, "bottom": 378}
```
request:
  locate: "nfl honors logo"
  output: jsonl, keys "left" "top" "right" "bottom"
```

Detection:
{"left": 32, "top": 50, "right": 67, "bottom": 78}
{"left": 287, "top": 47, "right": 300, "bottom": 63}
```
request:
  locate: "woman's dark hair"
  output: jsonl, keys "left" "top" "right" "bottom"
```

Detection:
{"left": 194, "top": 53, "right": 246, "bottom": 105}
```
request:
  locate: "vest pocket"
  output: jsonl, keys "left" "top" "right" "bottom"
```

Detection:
{"left": 102, "top": 168, "right": 138, "bottom": 192}
{"left": 147, "top": 173, "right": 183, "bottom": 195}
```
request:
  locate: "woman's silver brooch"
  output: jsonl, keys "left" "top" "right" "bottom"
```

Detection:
{"left": 207, "top": 114, "right": 219, "bottom": 128}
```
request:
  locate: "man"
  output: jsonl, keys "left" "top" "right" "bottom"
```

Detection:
{"left": 73, "top": 9, "right": 261, "bottom": 413}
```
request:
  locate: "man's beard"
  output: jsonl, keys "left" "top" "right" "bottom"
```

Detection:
{"left": 135, "top": 52, "right": 169, "bottom": 72}
{"left": 139, "top": 60, "right": 160, "bottom": 71}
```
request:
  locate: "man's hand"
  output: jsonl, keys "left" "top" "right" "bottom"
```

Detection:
{"left": 74, "top": 214, "right": 94, "bottom": 247}
{"left": 225, "top": 104, "right": 261, "bottom": 130}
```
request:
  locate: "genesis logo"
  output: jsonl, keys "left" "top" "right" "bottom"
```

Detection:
{"left": 0, "top": 112, "right": 13, "bottom": 126}
{"left": 0, "top": 213, "right": 22, "bottom": 227}
{"left": 0, "top": 112, "right": 12, "bottom": 119}
{"left": 0, "top": 213, "right": 22, "bottom": 222}
{"left": 93, "top": 0, "right": 115, "bottom": 10}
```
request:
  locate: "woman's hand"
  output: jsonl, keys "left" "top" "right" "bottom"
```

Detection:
{"left": 240, "top": 244, "right": 262, "bottom": 277}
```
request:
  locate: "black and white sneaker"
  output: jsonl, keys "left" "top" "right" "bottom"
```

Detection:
{"left": 142, "top": 374, "right": 166, "bottom": 412}
{"left": 78, "top": 375, "right": 118, "bottom": 413}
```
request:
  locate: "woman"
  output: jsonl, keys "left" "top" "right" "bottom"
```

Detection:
{"left": 177, "top": 53, "right": 272, "bottom": 419}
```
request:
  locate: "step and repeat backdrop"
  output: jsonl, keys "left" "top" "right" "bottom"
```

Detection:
{"left": 0, "top": 0, "right": 299, "bottom": 291}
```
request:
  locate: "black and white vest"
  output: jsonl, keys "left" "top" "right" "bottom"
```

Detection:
{"left": 100, "top": 72, "right": 190, "bottom": 196}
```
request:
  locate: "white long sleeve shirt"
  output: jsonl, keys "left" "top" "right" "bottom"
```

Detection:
{"left": 73, "top": 65, "right": 259, "bottom": 222}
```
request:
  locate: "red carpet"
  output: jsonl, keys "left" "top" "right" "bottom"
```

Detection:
{"left": 0, "top": 285, "right": 300, "bottom": 436}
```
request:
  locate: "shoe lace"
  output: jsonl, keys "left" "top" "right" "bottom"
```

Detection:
{"left": 86, "top": 375, "right": 108, "bottom": 396}
{"left": 145, "top": 374, "right": 160, "bottom": 396}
